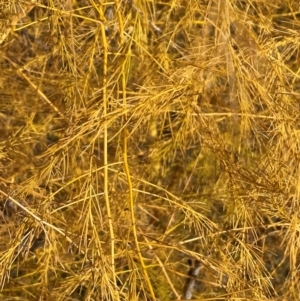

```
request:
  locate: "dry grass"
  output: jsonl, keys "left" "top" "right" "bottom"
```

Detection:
{"left": 0, "top": 0, "right": 300, "bottom": 300}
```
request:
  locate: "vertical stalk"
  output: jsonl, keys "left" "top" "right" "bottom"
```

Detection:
{"left": 94, "top": 2, "right": 119, "bottom": 298}
{"left": 115, "top": 1, "right": 156, "bottom": 299}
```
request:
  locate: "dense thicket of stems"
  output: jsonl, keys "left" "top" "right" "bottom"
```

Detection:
{"left": 0, "top": 1, "right": 299, "bottom": 300}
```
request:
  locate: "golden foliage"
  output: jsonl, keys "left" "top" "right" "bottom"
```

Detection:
{"left": 0, "top": 0, "right": 300, "bottom": 300}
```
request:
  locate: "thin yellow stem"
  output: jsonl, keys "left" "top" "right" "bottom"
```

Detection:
{"left": 115, "top": 1, "right": 156, "bottom": 299}
{"left": 93, "top": 2, "right": 119, "bottom": 297}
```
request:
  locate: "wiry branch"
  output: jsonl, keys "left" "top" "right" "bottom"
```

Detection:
{"left": 183, "top": 260, "right": 202, "bottom": 300}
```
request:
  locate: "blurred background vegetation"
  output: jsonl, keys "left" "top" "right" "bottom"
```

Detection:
{"left": 0, "top": 0, "right": 300, "bottom": 300}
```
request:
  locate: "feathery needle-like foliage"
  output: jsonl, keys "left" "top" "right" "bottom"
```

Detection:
{"left": 0, "top": 0, "right": 300, "bottom": 300}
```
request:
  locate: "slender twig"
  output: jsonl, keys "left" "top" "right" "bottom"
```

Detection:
{"left": 94, "top": 1, "right": 119, "bottom": 298}
{"left": 117, "top": 0, "right": 156, "bottom": 299}
{"left": 183, "top": 260, "right": 202, "bottom": 300}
